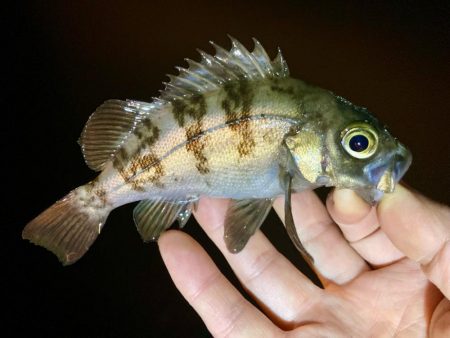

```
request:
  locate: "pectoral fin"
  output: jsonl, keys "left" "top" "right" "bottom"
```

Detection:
{"left": 133, "top": 199, "right": 193, "bottom": 241}
{"left": 224, "top": 199, "right": 273, "bottom": 253}
{"left": 281, "top": 171, "right": 314, "bottom": 263}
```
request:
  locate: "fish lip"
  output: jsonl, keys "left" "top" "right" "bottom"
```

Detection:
{"left": 375, "top": 142, "right": 412, "bottom": 193}
{"left": 393, "top": 142, "right": 412, "bottom": 181}
{"left": 361, "top": 141, "right": 412, "bottom": 202}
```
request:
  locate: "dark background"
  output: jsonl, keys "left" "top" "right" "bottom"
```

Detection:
{"left": 4, "top": 1, "right": 449, "bottom": 337}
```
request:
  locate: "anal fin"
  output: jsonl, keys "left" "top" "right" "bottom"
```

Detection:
{"left": 133, "top": 199, "right": 193, "bottom": 241}
{"left": 224, "top": 199, "right": 273, "bottom": 253}
{"left": 177, "top": 203, "right": 193, "bottom": 228}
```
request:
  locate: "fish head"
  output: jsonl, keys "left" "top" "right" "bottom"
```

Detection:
{"left": 322, "top": 96, "right": 412, "bottom": 204}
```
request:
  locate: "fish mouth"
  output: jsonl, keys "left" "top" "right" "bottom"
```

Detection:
{"left": 375, "top": 142, "right": 412, "bottom": 193}
{"left": 359, "top": 142, "right": 412, "bottom": 204}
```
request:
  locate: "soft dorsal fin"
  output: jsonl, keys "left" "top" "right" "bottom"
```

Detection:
{"left": 159, "top": 36, "right": 290, "bottom": 102}
{"left": 79, "top": 99, "right": 159, "bottom": 171}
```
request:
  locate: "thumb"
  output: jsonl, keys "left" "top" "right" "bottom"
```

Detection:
{"left": 378, "top": 185, "right": 450, "bottom": 299}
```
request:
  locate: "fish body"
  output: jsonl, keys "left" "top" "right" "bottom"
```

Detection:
{"left": 95, "top": 78, "right": 324, "bottom": 203}
{"left": 23, "top": 38, "right": 412, "bottom": 264}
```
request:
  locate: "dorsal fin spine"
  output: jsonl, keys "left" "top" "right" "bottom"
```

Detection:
{"left": 177, "top": 66, "right": 220, "bottom": 89}
{"left": 251, "top": 38, "right": 273, "bottom": 75}
{"left": 274, "top": 47, "right": 289, "bottom": 77}
{"left": 158, "top": 37, "right": 290, "bottom": 103}
{"left": 210, "top": 40, "right": 250, "bottom": 78}
{"left": 197, "top": 49, "right": 240, "bottom": 81}
{"left": 229, "top": 36, "right": 266, "bottom": 78}
{"left": 169, "top": 73, "right": 205, "bottom": 92}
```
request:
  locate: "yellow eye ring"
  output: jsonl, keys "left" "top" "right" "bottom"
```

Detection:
{"left": 341, "top": 123, "right": 378, "bottom": 159}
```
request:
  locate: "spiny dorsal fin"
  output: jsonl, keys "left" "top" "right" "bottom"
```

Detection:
{"left": 159, "top": 36, "right": 290, "bottom": 102}
{"left": 79, "top": 99, "right": 159, "bottom": 171}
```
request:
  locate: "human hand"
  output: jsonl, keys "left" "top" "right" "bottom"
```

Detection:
{"left": 158, "top": 185, "right": 450, "bottom": 337}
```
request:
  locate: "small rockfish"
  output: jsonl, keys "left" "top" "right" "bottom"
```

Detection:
{"left": 23, "top": 37, "right": 412, "bottom": 265}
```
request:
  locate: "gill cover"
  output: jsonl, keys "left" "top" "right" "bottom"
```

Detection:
{"left": 284, "top": 129, "right": 326, "bottom": 185}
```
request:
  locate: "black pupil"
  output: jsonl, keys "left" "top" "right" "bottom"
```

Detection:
{"left": 349, "top": 134, "right": 369, "bottom": 152}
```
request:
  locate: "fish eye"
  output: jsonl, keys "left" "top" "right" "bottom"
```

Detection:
{"left": 341, "top": 123, "right": 378, "bottom": 159}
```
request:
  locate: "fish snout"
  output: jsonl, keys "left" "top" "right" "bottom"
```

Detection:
{"left": 376, "top": 142, "right": 412, "bottom": 193}
{"left": 393, "top": 142, "right": 412, "bottom": 182}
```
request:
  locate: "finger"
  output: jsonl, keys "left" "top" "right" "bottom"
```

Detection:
{"left": 193, "top": 197, "right": 321, "bottom": 324}
{"left": 429, "top": 298, "right": 450, "bottom": 337}
{"left": 158, "top": 230, "right": 280, "bottom": 337}
{"left": 378, "top": 185, "right": 450, "bottom": 299}
{"left": 273, "top": 190, "right": 369, "bottom": 285}
{"left": 327, "top": 189, "right": 404, "bottom": 266}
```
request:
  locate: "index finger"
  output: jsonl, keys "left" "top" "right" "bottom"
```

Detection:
{"left": 378, "top": 185, "right": 450, "bottom": 299}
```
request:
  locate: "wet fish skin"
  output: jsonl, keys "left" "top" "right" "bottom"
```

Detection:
{"left": 23, "top": 37, "right": 411, "bottom": 265}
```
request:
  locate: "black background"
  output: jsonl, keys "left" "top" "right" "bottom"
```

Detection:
{"left": 4, "top": 1, "right": 450, "bottom": 337}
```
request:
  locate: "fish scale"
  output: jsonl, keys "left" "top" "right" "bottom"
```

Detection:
{"left": 23, "top": 37, "right": 411, "bottom": 265}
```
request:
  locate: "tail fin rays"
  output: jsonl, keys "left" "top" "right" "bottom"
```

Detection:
{"left": 22, "top": 187, "right": 111, "bottom": 265}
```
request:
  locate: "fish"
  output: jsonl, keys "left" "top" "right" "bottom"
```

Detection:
{"left": 22, "top": 37, "right": 412, "bottom": 265}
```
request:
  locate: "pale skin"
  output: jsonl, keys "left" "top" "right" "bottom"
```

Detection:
{"left": 158, "top": 185, "right": 450, "bottom": 337}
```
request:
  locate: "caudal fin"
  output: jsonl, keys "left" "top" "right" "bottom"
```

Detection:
{"left": 22, "top": 185, "right": 111, "bottom": 265}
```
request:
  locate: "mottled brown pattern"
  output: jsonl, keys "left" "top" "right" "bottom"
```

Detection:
{"left": 77, "top": 180, "right": 110, "bottom": 209}
{"left": 221, "top": 79, "right": 256, "bottom": 157}
{"left": 113, "top": 118, "right": 160, "bottom": 172}
{"left": 185, "top": 121, "right": 210, "bottom": 174}
{"left": 171, "top": 94, "right": 207, "bottom": 127}
{"left": 94, "top": 188, "right": 108, "bottom": 207}
{"left": 236, "top": 120, "right": 256, "bottom": 156}
{"left": 134, "top": 118, "right": 161, "bottom": 151}
{"left": 119, "top": 152, "right": 165, "bottom": 191}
